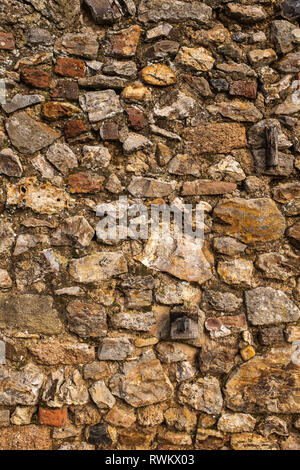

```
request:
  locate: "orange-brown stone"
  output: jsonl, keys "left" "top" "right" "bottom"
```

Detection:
{"left": 55, "top": 57, "right": 85, "bottom": 78}
{"left": 67, "top": 172, "right": 104, "bottom": 193}
{"left": 109, "top": 25, "right": 141, "bottom": 57}
{"left": 0, "top": 32, "right": 15, "bottom": 50}
{"left": 141, "top": 64, "right": 176, "bottom": 86}
{"left": 43, "top": 101, "right": 80, "bottom": 120}
{"left": 39, "top": 408, "right": 68, "bottom": 427}
{"left": 20, "top": 68, "right": 51, "bottom": 89}
{"left": 184, "top": 123, "right": 247, "bottom": 155}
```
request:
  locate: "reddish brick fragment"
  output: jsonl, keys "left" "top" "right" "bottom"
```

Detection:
{"left": 126, "top": 106, "right": 147, "bottom": 131}
{"left": 64, "top": 119, "right": 88, "bottom": 139}
{"left": 229, "top": 80, "right": 257, "bottom": 99}
{"left": 55, "top": 57, "right": 85, "bottom": 78}
{"left": 51, "top": 80, "right": 79, "bottom": 101}
{"left": 67, "top": 172, "right": 104, "bottom": 193}
{"left": 39, "top": 408, "right": 68, "bottom": 427}
{"left": 20, "top": 68, "right": 51, "bottom": 89}
{"left": 99, "top": 122, "right": 119, "bottom": 140}
{"left": 0, "top": 32, "right": 15, "bottom": 50}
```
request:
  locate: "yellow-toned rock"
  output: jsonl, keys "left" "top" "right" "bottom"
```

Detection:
{"left": 240, "top": 346, "right": 255, "bottom": 361}
{"left": 176, "top": 46, "right": 215, "bottom": 71}
{"left": 122, "top": 82, "right": 151, "bottom": 101}
{"left": 141, "top": 64, "right": 176, "bottom": 86}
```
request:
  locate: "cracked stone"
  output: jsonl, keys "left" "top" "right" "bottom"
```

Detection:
{"left": 69, "top": 252, "right": 128, "bottom": 283}
{"left": 178, "top": 377, "right": 223, "bottom": 414}
{"left": 0, "top": 364, "right": 44, "bottom": 405}
{"left": 80, "top": 90, "right": 123, "bottom": 122}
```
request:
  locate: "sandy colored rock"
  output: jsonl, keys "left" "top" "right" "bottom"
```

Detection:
{"left": 184, "top": 123, "right": 247, "bottom": 155}
{"left": 28, "top": 340, "right": 95, "bottom": 365}
{"left": 0, "top": 425, "right": 51, "bottom": 450}
{"left": 0, "top": 294, "right": 62, "bottom": 334}
{"left": 69, "top": 252, "right": 127, "bottom": 283}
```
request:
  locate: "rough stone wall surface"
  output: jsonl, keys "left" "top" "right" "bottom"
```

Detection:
{"left": 0, "top": 0, "right": 299, "bottom": 451}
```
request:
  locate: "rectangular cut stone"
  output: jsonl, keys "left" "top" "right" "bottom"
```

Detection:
{"left": 183, "top": 123, "right": 247, "bottom": 154}
{"left": 0, "top": 425, "right": 51, "bottom": 450}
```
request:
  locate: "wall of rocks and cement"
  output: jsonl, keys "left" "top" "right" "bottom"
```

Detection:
{"left": 0, "top": 0, "right": 299, "bottom": 450}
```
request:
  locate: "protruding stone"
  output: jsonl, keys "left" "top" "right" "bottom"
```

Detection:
{"left": 108, "top": 25, "right": 141, "bottom": 57}
{"left": 0, "top": 148, "right": 22, "bottom": 177}
{"left": 0, "top": 364, "right": 44, "bottom": 405}
{"left": 79, "top": 90, "right": 123, "bottom": 122}
{"left": 175, "top": 47, "right": 215, "bottom": 72}
{"left": 46, "top": 143, "right": 78, "bottom": 174}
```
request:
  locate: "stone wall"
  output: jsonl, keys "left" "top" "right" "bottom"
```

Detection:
{"left": 0, "top": 0, "right": 299, "bottom": 450}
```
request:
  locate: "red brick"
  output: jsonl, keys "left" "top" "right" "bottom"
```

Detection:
{"left": 64, "top": 119, "right": 88, "bottom": 139}
{"left": 39, "top": 408, "right": 68, "bottom": 427}
{"left": 55, "top": 57, "right": 85, "bottom": 78}
{"left": 0, "top": 32, "right": 15, "bottom": 50}
{"left": 229, "top": 80, "right": 257, "bottom": 99}
{"left": 50, "top": 80, "right": 79, "bottom": 101}
{"left": 20, "top": 68, "right": 51, "bottom": 89}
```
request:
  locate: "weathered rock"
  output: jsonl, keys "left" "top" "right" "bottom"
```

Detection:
{"left": 43, "top": 368, "right": 89, "bottom": 407}
{"left": 272, "top": 182, "right": 300, "bottom": 204}
{"left": 69, "top": 252, "right": 128, "bottom": 283}
{"left": 182, "top": 180, "right": 237, "bottom": 196}
{"left": 98, "top": 337, "right": 133, "bottom": 360}
{"left": 226, "top": 3, "right": 267, "bottom": 23}
{"left": 256, "top": 252, "right": 299, "bottom": 280}
{"left": 138, "top": 0, "right": 212, "bottom": 24}
{"left": 10, "top": 406, "right": 36, "bottom": 426}
{"left": 218, "top": 413, "right": 256, "bottom": 433}
{"left": 0, "top": 294, "right": 62, "bottom": 334}
{"left": 0, "top": 32, "right": 15, "bottom": 50}
{"left": 217, "top": 259, "right": 253, "bottom": 286}
{"left": 108, "top": 25, "right": 141, "bottom": 57}
{"left": 271, "top": 20, "right": 295, "bottom": 54}
{"left": 199, "top": 338, "right": 239, "bottom": 375}
{"left": 105, "top": 405, "right": 136, "bottom": 428}
{"left": 175, "top": 47, "right": 215, "bottom": 72}
{"left": 43, "top": 101, "right": 81, "bottom": 120}
{"left": 203, "top": 290, "right": 243, "bottom": 313}
{"left": 213, "top": 237, "right": 246, "bottom": 256}
{"left": 83, "top": 0, "right": 124, "bottom": 24}
{"left": 123, "top": 133, "right": 153, "bottom": 153}
{"left": 52, "top": 216, "right": 94, "bottom": 247}
{"left": 110, "top": 351, "right": 173, "bottom": 407}
{"left": 6, "top": 112, "right": 60, "bottom": 154}
{"left": 128, "top": 176, "right": 175, "bottom": 197}
{"left": 7, "top": 178, "right": 73, "bottom": 214}
{"left": 225, "top": 347, "right": 300, "bottom": 413}
{"left": 156, "top": 342, "right": 197, "bottom": 363}
{"left": 111, "top": 311, "right": 156, "bottom": 332}
{"left": 29, "top": 340, "right": 95, "bottom": 365}
{"left": 0, "top": 426, "right": 51, "bottom": 450}
{"left": 67, "top": 172, "right": 104, "bottom": 193}
{"left": 213, "top": 198, "right": 286, "bottom": 244}
{"left": 89, "top": 380, "right": 116, "bottom": 409}
{"left": 138, "top": 232, "right": 212, "bottom": 285}
{"left": 141, "top": 64, "right": 176, "bottom": 86}
{"left": 205, "top": 314, "right": 247, "bottom": 339}
{"left": 51, "top": 80, "right": 79, "bottom": 101}
{"left": 178, "top": 377, "right": 223, "bottom": 414}
{"left": 79, "top": 90, "right": 123, "bottom": 122}
{"left": 2, "top": 94, "right": 44, "bottom": 114}
{"left": 231, "top": 433, "right": 278, "bottom": 451}
{"left": 82, "top": 145, "right": 111, "bottom": 169}
{"left": 55, "top": 57, "right": 85, "bottom": 78}
{"left": 184, "top": 123, "right": 247, "bottom": 155}
{"left": 46, "top": 143, "right": 78, "bottom": 174}
{"left": 0, "top": 364, "right": 43, "bottom": 405}
{"left": 20, "top": 68, "right": 51, "bottom": 89}
{"left": 208, "top": 101, "right": 263, "bottom": 122}
{"left": 287, "top": 221, "right": 300, "bottom": 248}
{"left": 0, "top": 148, "right": 22, "bottom": 177}
{"left": 245, "top": 287, "right": 300, "bottom": 325}
{"left": 154, "top": 93, "right": 195, "bottom": 120}
{"left": 208, "top": 156, "right": 246, "bottom": 183}
{"left": 277, "top": 52, "right": 300, "bottom": 72}
{"left": 54, "top": 33, "right": 99, "bottom": 59}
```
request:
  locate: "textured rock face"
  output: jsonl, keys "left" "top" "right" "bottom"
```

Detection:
{"left": 0, "top": 0, "right": 300, "bottom": 452}
{"left": 110, "top": 352, "right": 173, "bottom": 407}
{"left": 213, "top": 198, "right": 286, "bottom": 244}
{"left": 224, "top": 348, "right": 300, "bottom": 413}
{"left": 0, "top": 294, "right": 62, "bottom": 334}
